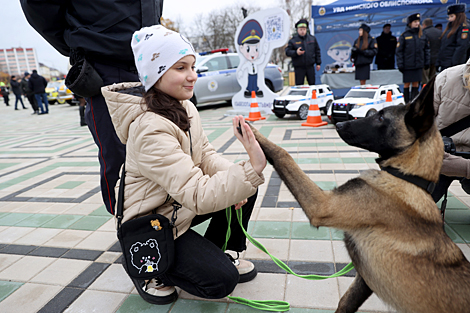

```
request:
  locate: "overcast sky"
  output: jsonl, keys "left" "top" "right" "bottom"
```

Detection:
{"left": 2, "top": 0, "right": 282, "bottom": 74}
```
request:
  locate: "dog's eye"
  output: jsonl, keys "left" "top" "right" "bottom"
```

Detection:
{"left": 377, "top": 112, "right": 384, "bottom": 122}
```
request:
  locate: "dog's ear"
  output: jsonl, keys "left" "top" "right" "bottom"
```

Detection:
{"left": 404, "top": 76, "right": 435, "bottom": 138}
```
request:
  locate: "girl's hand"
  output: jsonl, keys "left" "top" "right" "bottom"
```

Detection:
{"left": 235, "top": 199, "right": 248, "bottom": 210}
{"left": 232, "top": 115, "right": 266, "bottom": 175}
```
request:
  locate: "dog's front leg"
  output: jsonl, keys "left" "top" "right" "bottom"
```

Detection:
{"left": 335, "top": 273, "right": 372, "bottom": 313}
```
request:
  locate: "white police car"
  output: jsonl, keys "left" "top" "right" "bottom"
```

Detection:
{"left": 272, "top": 85, "right": 334, "bottom": 119}
{"left": 191, "top": 49, "right": 283, "bottom": 105}
{"left": 328, "top": 84, "right": 404, "bottom": 124}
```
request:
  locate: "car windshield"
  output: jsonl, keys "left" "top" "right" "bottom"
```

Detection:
{"left": 288, "top": 90, "right": 308, "bottom": 96}
{"left": 47, "top": 81, "right": 62, "bottom": 89}
{"left": 195, "top": 56, "right": 209, "bottom": 67}
{"left": 345, "top": 90, "right": 376, "bottom": 98}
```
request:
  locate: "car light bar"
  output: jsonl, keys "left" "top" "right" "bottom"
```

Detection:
{"left": 198, "top": 48, "right": 230, "bottom": 55}
{"left": 351, "top": 85, "right": 379, "bottom": 89}
{"left": 291, "top": 86, "right": 311, "bottom": 89}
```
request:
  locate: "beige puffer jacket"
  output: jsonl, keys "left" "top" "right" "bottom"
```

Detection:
{"left": 434, "top": 58, "right": 470, "bottom": 178}
{"left": 102, "top": 82, "right": 265, "bottom": 237}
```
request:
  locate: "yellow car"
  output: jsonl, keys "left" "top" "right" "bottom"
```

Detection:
{"left": 46, "top": 80, "right": 75, "bottom": 105}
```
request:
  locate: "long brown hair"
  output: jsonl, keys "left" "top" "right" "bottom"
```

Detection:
{"left": 408, "top": 22, "right": 423, "bottom": 38}
{"left": 142, "top": 87, "right": 191, "bottom": 131}
{"left": 441, "top": 12, "right": 467, "bottom": 39}
{"left": 356, "top": 31, "right": 369, "bottom": 50}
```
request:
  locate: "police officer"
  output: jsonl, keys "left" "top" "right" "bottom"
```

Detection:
{"left": 436, "top": 3, "right": 469, "bottom": 71}
{"left": 285, "top": 19, "right": 321, "bottom": 85}
{"left": 396, "top": 13, "right": 430, "bottom": 103}
{"left": 350, "top": 24, "right": 377, "bottom": 85}
{"left": 375, "top": 24, "right": 397, "bottom": 70}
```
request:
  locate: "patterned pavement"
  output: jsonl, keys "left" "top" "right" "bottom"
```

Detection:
{"left": 0, "top": 96, "right": 469, "bottom": 313}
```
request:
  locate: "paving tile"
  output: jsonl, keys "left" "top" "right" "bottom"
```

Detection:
{"left": 444, "top": 209, "right": 470, "bottom": 224}
{"left": 0, "top": 244, "right": 37, "bottom": 255}
{"left": 245, "top": 238, "right": 289, "bottom": 260}
{"left": 67, "top": 215, "right": 111, "bottom": 231}
{"left": 14, "top": 214, "right": 57, "bottom": 227}
{"left": 95, "top": 251, "right": 121, "bottom": 263}
{"left": 285, "top": 275, "right": 339, "bottom": 310}
{"left": 0, "top": 280, "right": 23, "bottom": 302}
{"left": 55, "top": 181, "right": 85, "bottom": 189}
{"left": 89, "top": 205, "right": 110, "bottom": 216}
{"left": 231, "top": 273, "right": 285, "bottom": 301}
{"left": 0, "top": 254, "right": 23, "bottom": 272}
{"left": 290, "top": 240, "right": 334, "bottom": 263}
{"left": 88, "top": 264, "right": 134, "bottom": 293}
{"left": 0, "top": 213, "right": 32, "bottom": 226}
{"left": 0, "top": 283, "right": 62, "bottom": 313}
{"left": 251, "top": 221, "right": 291, "bottom": 239}
{"left": 331, "top": 241, "right": 351, "bottom": 263}
{"left": 107, "top": 240, "right": 122, "bottom": 253}
{"left": 63, "top": 289, "right": 127, "bottom": 313}
{"left": 0, "top": 255, "right": 55, "bottom": 282}
{"left": 62, "top": 248, "right": 103, "bottom": 261}
{"left": 448, "top": 224, "right": 470, "bottom": 244}
{"left": 14, "top": 228, "right": 62, "bottom": 246}
{"left": 74, "top": 231, "right": 117, "bottom": 251}
{"left": 171, "top": 299, "right": 228, "bottom": 313}
{"left": 30, "top": 258, "right": 92, "bottom": 285}
{"left": 37, "top": 287, "right": 84, "bottom": 313}
{"left": 44, "top": 229, "right": 92, "bottom": 248}
{"left": 116, "top": 294, "right": 173, "bottom": 313}
{"left": 291, "top": 224, "right": 331, "bottom": 240}
{"left": 256, "top": 208, "right": 293, "bottom": 221}
{"left": 28, "top": 246, "right": 69, "bottom": 258}
{"left": 0, "top": 226, "right": 35, "bottom": 244}
{"left": 41, "top": 214, "right": 84, "bottom": 229}
{"left": 68, "top": 262, "right": 110, "bottom": 289}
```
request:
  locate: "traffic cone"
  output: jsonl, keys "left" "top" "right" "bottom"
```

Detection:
{"left": 301, "top": 90, "right": 327, "bottom": 127}
{"left": 386, "top": 90, "right": 392, "bottom": 102}
{"left": 245, "top": 91, "right": 266, "bottom": 122}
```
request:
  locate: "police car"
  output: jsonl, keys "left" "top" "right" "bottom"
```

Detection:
{"left": 191, "top": 49, "right": 283, "bottom": 105}
{"left": 272, "top": 85, "right": 334, "bottom": 119}
{"left": 328, "top": 84, "right": 404, "bottom": 124}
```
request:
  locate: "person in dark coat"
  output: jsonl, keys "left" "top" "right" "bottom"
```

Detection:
{"left": 20, "top": 72, "right": 39, "bottom": 114}
{"left": 375, "top": 24, "right": 397, "bottom": 70}
{"left": 436, "top": 3, "right": 469, "bottom": 71}
{"left": 422, "top": 18, "right": 441, "bottom": 84}
{"left": 396, "top": 13, "right": 430, "bottom": 103}
{"left": 28, "top": 70, "right": 49, "bottom": 114}
{"left": 350, "top": 23, "right": 378, "bottom": 85}
{"left": 0, "top": 82, "right": 10, "bottom": 106}
{"left": 285, "top": 18, "right": 322, "bottom": 85}
{"left": 10, "top": 76, "right": 27, "bottom": 110}
{"left": 21, "top": 0, "right": 163, "bottom": 215}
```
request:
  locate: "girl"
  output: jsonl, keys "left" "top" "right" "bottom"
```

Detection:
{"left": 102, "top": 25, "right": 267, "bottom": 305}
{"left": 437, "top": 3, "right": 469, "bottom": 71}
{"left": 396, "top": 13, "right": 430, "bottom": 103}
{"left": 350, "top": 24, "right": 377, "bottom": 85}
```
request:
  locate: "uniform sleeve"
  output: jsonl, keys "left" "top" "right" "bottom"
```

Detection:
{"left": 452, "top": 26, "right": 470, "bottom": 66}
{"left": 314, "top": 37, "right": 321, "bottom": 65}
{"left": 20, "top": 0, "right": 70, "bottom": 56}
{"left": 285, "top": 38, "right": 298, "bottom": 58}
{"left": 363, "top": 38, "right": 378, "bottom": 57}
{"left": 133, "top": 122, "right": 264, "bottom": 215}
{"left": 396, "top": 35, "right": 404, "bottom": 69}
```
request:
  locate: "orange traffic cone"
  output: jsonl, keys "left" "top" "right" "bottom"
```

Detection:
{"left": 386, "top": 90, "right": 393, "bottom": 102}
{"left": 301, "top": 90, "right": 327, "bottom": 127}
{"left": 245, "top": 91, "right": 266, "bottom": 122}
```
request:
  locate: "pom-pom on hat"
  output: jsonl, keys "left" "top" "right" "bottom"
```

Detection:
{"left": 406, "top": 13, "right": 421, "bottom": 25}
{"left": 359, "top": 23, "right": 371, "bottom": 33}
{"left": 131, "top": 25, "right": 196, "bottom": 92}
{"left": 447, "top": 3, "right": 466, "bottom": 15}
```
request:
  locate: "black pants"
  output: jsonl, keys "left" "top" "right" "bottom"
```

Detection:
{"left": 85, "top": 62, "right": 139, "bottom": 214}
{"left": 158, "top": 190, "right": 257, "bottom": 299}
{"left": 294, "top": 66, "right": 315, "bottom": 85}
{"left": 26, "top": 94, "right": 38, "bottom": 112}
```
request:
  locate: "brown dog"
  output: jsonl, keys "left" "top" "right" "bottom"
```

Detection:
{"left": 249, "top": 78, "right": 470, "bottom": 313}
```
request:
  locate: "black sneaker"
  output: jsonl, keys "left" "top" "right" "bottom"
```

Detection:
{"left": 226, "top": 253, "right": 257, "bottom": 283}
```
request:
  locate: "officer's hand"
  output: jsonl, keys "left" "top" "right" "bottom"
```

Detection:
{"left": 297, "top": 47, "right": 305, "bottom": 55}
{"left": 316, "top": 65, "right": 321, "bottom": 71}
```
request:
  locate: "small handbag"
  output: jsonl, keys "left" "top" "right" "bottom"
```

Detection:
{"left": 116, "top": 164, "right": 179, "bottom": 279}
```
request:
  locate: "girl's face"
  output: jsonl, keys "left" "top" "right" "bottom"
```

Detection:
{"left": 448, "top": 14, "right": 456, "bottom": 22}
{"left": 359, "top": 28, "right": 363, "bottom": 36}
{"left": 410, "top": 20, "right": 420, "bottom": 28}
{"left": 154, "top": 55, "right": 197, "bottom": 101}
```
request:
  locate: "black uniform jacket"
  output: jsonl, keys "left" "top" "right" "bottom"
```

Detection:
{"left": 396, "top": 26, "right": 430, "bottom": 70}
{"left": 20, "top": 0, "right": 163, "bottom": 67}
{"left": 285, "top": 33, "right": 322, "bottom": 68}
{"left": 350, "top": 36, "right": 378, "bottom": 66}
{"left": 436, "top": 22, "right": 470, "bottom": 70}
{"left": 423, "top": 26, "right": 442, "bottom": 65}
{"left": 375, "top": 32, "right": 397, "bottom": 68}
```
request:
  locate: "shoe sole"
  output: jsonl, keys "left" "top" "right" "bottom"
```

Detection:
{"left": 238, "top": 267, "right": 257, "bottom": 283}
{"left": 132, "top": 278, "right": 178, "bottom": 305}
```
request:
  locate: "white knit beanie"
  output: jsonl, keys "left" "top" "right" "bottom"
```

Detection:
{"left": 131, "top": 25, "right": 196, "bottom": 92}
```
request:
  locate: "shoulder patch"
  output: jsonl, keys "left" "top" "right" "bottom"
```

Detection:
{"left": 462, "top": 32, "right": 468, "bottom": 40}
{"left": 374, "top": 43, "right": 378, "bottom": 48}
{"left": 396, "top": 42, "right": 400, "bottom": 48}
{"left": 405, "top": 36, "right": 413, "bottom": 40}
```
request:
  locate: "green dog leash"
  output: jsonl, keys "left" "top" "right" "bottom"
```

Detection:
{"left": 224, "top": 207, "right": 355, "bottom": 311}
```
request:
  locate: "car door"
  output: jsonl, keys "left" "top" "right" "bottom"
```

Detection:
{"left": 196, "top": 56, "right": 232, "bottom": 103}
{"left": 228, "top": 55, "right": 242, "bottom": 93}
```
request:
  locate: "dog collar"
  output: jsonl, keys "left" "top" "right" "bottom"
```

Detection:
{"left": 381, "top": 166, "right": 436, "bottom": 194}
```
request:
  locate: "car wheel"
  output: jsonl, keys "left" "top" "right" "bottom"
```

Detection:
{"left": 366, "top": 110, "right": 377, "bottom": 117}
{"left": 67, "top": 99, "right": 75, "bottom": 105}
{"left": 265, "top": 80, "right": 274, "bottom": 92}
{"left": 48, "top": 100, "right": 55, "bottom": 105}
{"left": 274, "top": 113, "right": 285, "bottom": 118}
{"left": 323, "top": 100, "right": 333, "bottom": 115}
{"left": 190, "top": 94, "right": 197, "bottom": 106}
{"left": 297, "top": 104, "right": 309, "bottom": 120}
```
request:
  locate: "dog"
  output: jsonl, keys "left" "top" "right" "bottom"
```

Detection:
{"left": 248, "top": 78, "right": 470, "bottom": 313}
